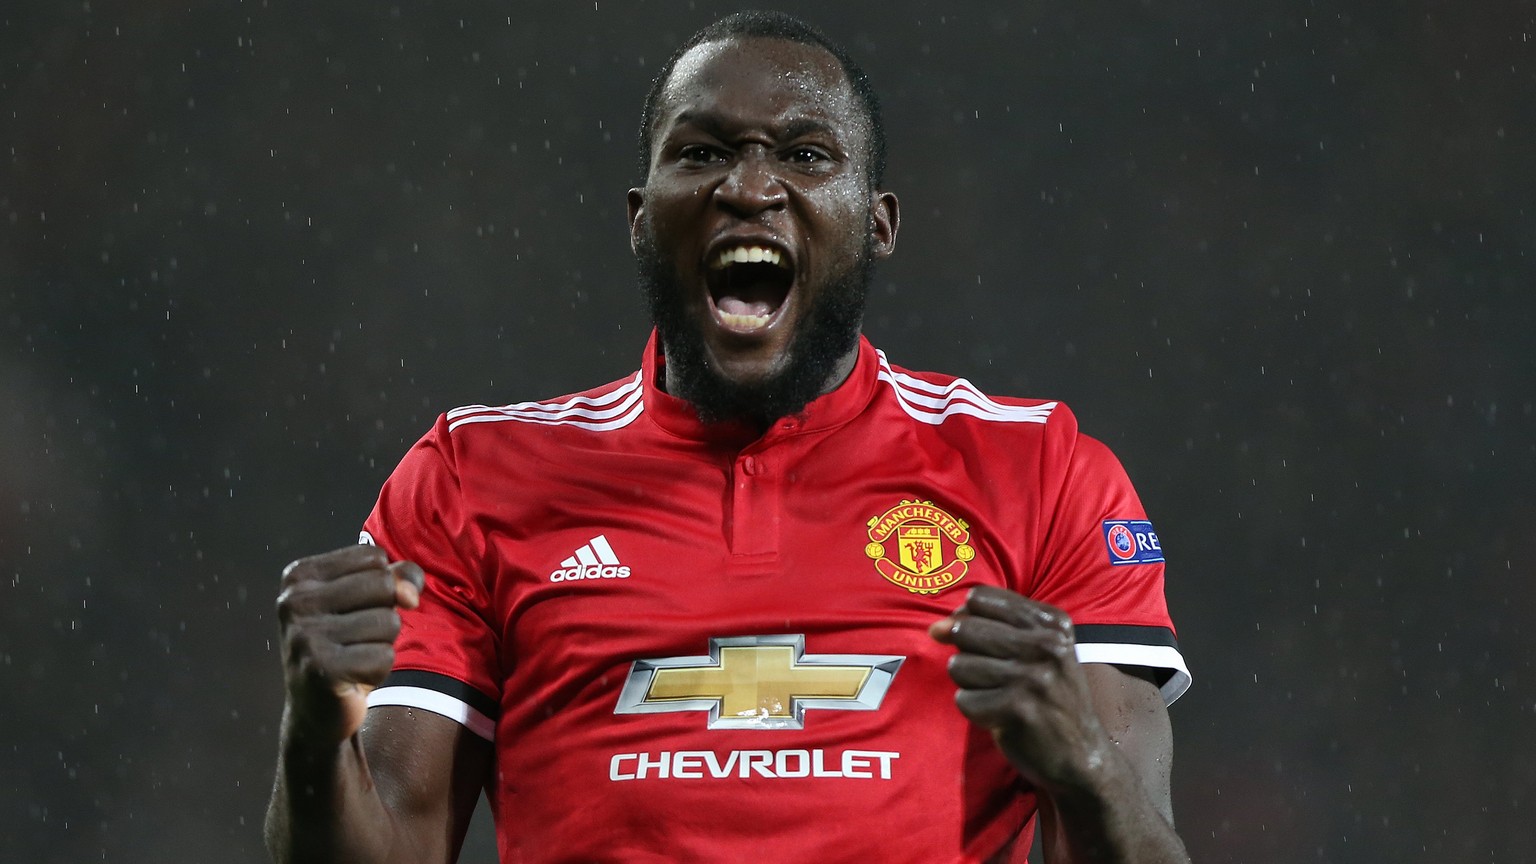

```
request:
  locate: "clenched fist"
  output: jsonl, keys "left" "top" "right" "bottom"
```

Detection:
{"left": 276, "top": 545, "right": 424, "bottom": 744}
{"left": 929, "top": 585, "right": 1114, "bottom": 797}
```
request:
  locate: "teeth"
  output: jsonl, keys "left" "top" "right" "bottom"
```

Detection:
{"left": 712, "top": 245, "right": 784, "bottom": 269}
{"left": 719, "top": 311, "right": 772, "bottom": 328}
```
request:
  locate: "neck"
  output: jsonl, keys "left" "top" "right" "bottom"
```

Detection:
{"left": 659, "top": 340, "right": 861, "bottom": 429}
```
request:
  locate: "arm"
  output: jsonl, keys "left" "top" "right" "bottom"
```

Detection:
{"left": 931, "top": 586, "right": 1190, "bottom": 864}
{"left": 264, "top": 546, "right": 491, "bottom": 864}
{"left": 1034, "top": 663, "right": 1182, "bottom": 863}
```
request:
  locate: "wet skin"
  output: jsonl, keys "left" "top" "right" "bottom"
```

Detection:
{"left": 627, "top": 36, "right": 899, "bottom": 398}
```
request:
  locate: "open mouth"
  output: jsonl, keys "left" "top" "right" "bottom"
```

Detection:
{"left": 705, "top": 244, "right": 794, "bottom": 332}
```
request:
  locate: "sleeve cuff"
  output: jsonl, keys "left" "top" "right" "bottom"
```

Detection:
{"left": 366, "top": 670, "right": 498, "bottom": 741}
{"left": 1072, "top": 624, "right": 1191, "bottom": 705}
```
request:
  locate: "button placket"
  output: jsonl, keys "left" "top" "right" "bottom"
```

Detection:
{"left": 729, "top": 450, "right": 778, "bottom": 559}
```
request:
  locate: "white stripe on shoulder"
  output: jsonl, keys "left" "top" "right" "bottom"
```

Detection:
{"left": 875, "top": 350, "right": 1056, "bottom": 425}
{"left": 447, "top": 374, "right": 639, "bottom": 420}
{"left": 367, "top": 685, "right": 496, "bottom": 741}
{"left": 447, "top": 373, "right": 645, "bottom": 433}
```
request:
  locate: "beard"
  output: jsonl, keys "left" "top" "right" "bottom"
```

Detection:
{"left": 636, "top": 229, "right": 874, "bottom": 428}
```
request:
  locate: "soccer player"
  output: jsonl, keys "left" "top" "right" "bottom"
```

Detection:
{"left": 266, "top": 12, "right": 1192, "bottom": 864}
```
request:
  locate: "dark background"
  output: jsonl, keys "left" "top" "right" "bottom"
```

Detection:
{"left": 5, "top": 1, "right": 1532, "bottom": 861}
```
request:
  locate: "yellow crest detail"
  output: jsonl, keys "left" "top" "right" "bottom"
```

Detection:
{"left": 864, "top": 499, "right": 975, "bottom": 595}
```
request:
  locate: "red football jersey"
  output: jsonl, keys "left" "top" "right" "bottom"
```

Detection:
{"left": 362, "top": 332, "right": 1189, "bottom": 863}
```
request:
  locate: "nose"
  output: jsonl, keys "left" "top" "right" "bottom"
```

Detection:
{"left": 713, "top": 149, "right": 787, "bottom": 217}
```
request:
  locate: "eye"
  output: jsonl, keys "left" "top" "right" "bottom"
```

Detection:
{"left": 678, "top": 144, "right": 725, "bottom": 164}
{"left": 785, "top": 145, "right": 831, "bottom": 164}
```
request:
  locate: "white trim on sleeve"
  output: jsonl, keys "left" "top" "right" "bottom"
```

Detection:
{"left": 367, "top": 685, "right": 496, "bottom": 741}
{"left": 1074, "top": 642, "right": 1192, "bottom": 705}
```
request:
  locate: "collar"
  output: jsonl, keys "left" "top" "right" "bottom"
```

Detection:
{"left": 640, "top": 329, "right": 880, "bottom": 444}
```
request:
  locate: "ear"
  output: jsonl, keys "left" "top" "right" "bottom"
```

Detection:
{"left": 869, "top": 190, "right": 899, "bottom": 259}
{"left": 626, "top": 187, "right": 646, "bottom": 255}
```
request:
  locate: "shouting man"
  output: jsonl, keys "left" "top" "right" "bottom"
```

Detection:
{"left": 266, "top": 11, "right": 1192, "bottom": 863}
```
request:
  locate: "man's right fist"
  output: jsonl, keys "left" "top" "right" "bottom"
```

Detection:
{"left": 276, "top": 544, "right": 425, "bottom": 743}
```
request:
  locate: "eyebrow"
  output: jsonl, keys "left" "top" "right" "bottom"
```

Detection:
{"left": 667, "top": 110, "right": 842, "bottom": 143}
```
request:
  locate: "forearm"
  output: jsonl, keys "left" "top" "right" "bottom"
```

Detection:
{"left": 264, "top": 709, "right": 404, "bottom": 864}
{"left": 1041, "top": 748, "right": 1190, "bottom": 864}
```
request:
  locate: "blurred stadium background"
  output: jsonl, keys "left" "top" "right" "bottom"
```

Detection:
{"left": 3, "top": 2, "right": 1532, "bottom": 861}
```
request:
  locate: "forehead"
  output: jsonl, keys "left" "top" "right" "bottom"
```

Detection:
{"left": 655, "top": 37, "right": 865, "bottom": 142}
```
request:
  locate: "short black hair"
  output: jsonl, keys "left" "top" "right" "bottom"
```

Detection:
{"left": 637, "top": 11, "right": 887, "bottom": 187}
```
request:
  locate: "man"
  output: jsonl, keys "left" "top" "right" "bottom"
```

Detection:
{"left": 266, "top": 12, "right": 1192, "bottom": 863}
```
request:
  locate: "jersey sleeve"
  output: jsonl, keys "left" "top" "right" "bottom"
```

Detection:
{"left": 1030, "top": 407, "right": 1191, "bottom": 704}
{"left": 359, "top": 414, "right": 501, "bottom": 740}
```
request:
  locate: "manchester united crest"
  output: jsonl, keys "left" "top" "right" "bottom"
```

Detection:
{"left": 864, "top": 500, "right": 975, "bottom": 595}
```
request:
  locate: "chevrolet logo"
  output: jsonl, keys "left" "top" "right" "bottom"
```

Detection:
{"left": 614, "top": 635, "right": 905, "bottom": 730}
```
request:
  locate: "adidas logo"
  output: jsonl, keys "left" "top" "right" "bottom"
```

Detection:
{"left": 549, "top": 534, "right": 631, "bottom": 582}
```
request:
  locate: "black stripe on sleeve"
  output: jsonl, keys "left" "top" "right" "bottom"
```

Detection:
{"left": 380, "top": 670, "right": 500, "bottom": 720}
{"left": 1073, "top": 623, "right": 1180, "bottom": 650}
{"left": 1073, "top": 624, "right": 1184, "bottom": 690}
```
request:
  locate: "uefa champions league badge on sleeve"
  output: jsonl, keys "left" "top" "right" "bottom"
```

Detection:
{"left": 1101, "top": 520, "right": 1163, "bottom": 565}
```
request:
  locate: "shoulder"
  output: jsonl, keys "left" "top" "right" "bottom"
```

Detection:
{"left": 871, "top": 348, "right": 1070, "bottom": 431}
{"left": 385, "top": 372, "right": 645, "bottom": 485}
{"left": 865, "top": 350, "right": 1152, "bottom": 494}
{"left": 437, "top": 370, "right": 645, "bottom": 440}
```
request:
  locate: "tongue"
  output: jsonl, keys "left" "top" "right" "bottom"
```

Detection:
{"left": 717, "top": 295, "right": 773, "bottom": 318}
